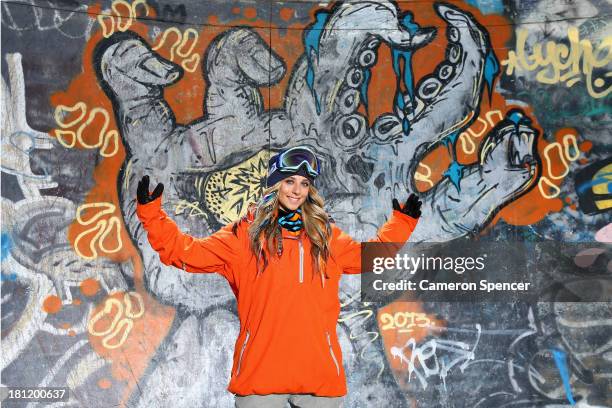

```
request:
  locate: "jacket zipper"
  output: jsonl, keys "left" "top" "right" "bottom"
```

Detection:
{"left": 236, "top": 330, "right": 250, "bottom": 376}
{"left": 326, "top": 331, "right": 340, "bottom": 376}
{"left": 298, "top": 239, "right": 304, "bottom": 283}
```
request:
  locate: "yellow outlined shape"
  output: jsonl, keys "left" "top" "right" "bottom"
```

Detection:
{"left": 74, "top": 219, "right": 107, "bottom": 260}
{"left": 97, "top": 0, "right": 150, "bottom": 38}
{"left": 112, "top": 0, "right": 133, "bottom": 32}
{"left": 124, "top": 292, "right": 144, "bottom": 319}
{"left": 459, "top": 132, "right": 476, "bottom": 154}
{"left": 55, "top": 130, "right": 77, "bottom": 148}
{"left": 538, "top": 177, "right": 561, "bottom": 199}
{"left": 103, "top": 319, "right": 133, "bottom": 349}
{"left": 414, "top": 163, "right": 434, "bottom": 187}
{"left": 543, "top": 142, "right": 569, "bottom": 180}
{"left": 98, "top": 217, "right": 123, "bottom": 254}
{"left": 77, "top": 108, "right": 110, "bottom": 149}
{"left": 54, "top": 102, "right": 87, "bottom": 128}
{"left": 53, "top": 102, "right": 119, "bottom": 157}
{"left": 88, "top": 292, "right": 145, "bottom": 349}
{"left": 563, "top": 134, "right": 580, "bottom": 162}
{"left": 467, "top": 117, "right": 488, "bottom": 138}
{"left": 77, "top": 202, "right": 116, "bottom": 225}
{"left": 74, "top": 203, "right": 123, "bottom": 259}
{"left": 88, "top": 298, "right": 123, "bottom": 336}
{"left": 152, "top": 27, "right": 200, "bottom": 73}
{"left": 101, "top": 130, "right": 120, "bottom": 157}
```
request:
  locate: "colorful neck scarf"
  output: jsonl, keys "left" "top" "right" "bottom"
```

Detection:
{"left": 278, "top": 208, "right": 303, "bottom": 232}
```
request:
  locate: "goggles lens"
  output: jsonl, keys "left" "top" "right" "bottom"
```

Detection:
{"left": 277, "top": 147, "right": 320, "bottom": 177}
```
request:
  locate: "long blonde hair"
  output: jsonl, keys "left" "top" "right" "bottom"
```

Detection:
{"left": 234, "top": 181, "right": 332, "bottom": 279}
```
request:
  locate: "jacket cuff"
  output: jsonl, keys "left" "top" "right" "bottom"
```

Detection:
{"left": 136, "top": 196, "right": 163, "bottom": 223}
{"left": 391, "top": 209, "right": 419, "bottom": 229}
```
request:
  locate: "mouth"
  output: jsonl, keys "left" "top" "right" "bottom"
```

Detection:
{"left": 508, "top": 127, "right": 538, "bottom": 175}
{"left": 479, "top": 116, "right": 539, "bottom": 178}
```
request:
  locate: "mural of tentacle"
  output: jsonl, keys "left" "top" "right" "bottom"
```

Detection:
{"left": 2, "top": 0, "right": 610, "bottom": 407}
{"left": 406, "top": 109, "right": 540, "bottom": 242}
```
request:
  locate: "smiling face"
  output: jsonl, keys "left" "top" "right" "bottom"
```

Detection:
{"left": 277, "top": 175, "right": 311, "bottom": 211}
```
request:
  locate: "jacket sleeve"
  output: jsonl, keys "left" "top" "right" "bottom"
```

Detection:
{"left": 136, "top": 196, "right": 240, "bottom": 281}
{"left": 331, "top": 210, "right": 418, "bottom": 275}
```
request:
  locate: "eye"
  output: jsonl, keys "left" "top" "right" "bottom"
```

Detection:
{"left": 302, "top": 182, "right": 310, "bottom": 187}
{"left": 286, "top": 179, "right": 294, "bottom": 185}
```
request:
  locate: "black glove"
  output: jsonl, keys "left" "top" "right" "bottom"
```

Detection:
{"left": 137, "top": 175, "right": 164, "bottom": 205}
{"left": 392, "top": 193, "right": 422, "bottom": 219}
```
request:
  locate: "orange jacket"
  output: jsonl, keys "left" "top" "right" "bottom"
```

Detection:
{"left": 136, "top": 197, "right": 418, "bottom": 396}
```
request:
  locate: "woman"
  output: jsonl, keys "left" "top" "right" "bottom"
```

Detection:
{"left": 136, "top": 146, "right": 422, "bottom": 408}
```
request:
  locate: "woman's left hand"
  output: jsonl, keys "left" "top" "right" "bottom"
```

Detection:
{"left": 137, "top": 175, "right": 164, "bottom": 205}
{"left": 392, "top": 193, "right": 422, "bottom": 219}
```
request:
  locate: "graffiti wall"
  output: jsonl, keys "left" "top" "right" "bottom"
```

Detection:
{"left": 1, "top": 0, "right": 610, "bottom": 406}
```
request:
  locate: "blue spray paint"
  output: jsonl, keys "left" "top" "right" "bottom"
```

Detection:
{"left": 0, "top": 272, "right": 17, "bottom": 282}
{"left": 394, "top": 91, "right": 410, "bottom": 134}
{"left": 577, "top": 172, "right": 612, "bottom": 194}
{"left": 507, "top": 110, "right": 529, "bottom": 126}
{"left": 483, "top": 50, "right": 500, "bottom": 103}
{"left": 1, "top": 233, "right": 11, "bottom": 262}
{"left": 360, "top": 69, "right": 371, "bottom": 113}
{"left": 442, "top": 131, "right": 461, "bottom": 147}
{"left": 391, "top": 13, "right": 420, "bottom": 135}
{"left": 0, "top": 233, "right": 16, "bottom": 281}
{"left": 506, "top": 109, "right": 532, "bottom": 137}
{"left": 551, "top": 348, "right": 576, "bottom": 405}
{"left": 304, "top": 10, "right": 331, "bottom": 115}
{"left": 441, "top": 131, "right": 465, "bottom": 192}
{"left": 444, "top": 161, "right": 466, "bottom": 192}
{"left": 465, "top": 0, "right": 505, "bottom": 15}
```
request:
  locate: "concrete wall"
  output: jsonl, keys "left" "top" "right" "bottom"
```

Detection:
{"left": 1, "top": 0, "right": 610, "bottom": 406}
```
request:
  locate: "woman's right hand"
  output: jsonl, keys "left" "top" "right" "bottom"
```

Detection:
{"left": 137, "top": 175, "right": 164, "bottom": 205}
{"left": 392, "top": 193, "right": 422, "bottom": 219}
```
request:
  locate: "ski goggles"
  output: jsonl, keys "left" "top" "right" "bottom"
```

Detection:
{"left": 269, "top": 146, "right": 320, "bottom": 178}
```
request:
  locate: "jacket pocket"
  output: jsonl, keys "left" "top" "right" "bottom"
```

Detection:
{"left": 326, "top": 331, "right": 340, "bottom": 376}
{"left": 236, "top": 330, "right": 250, "bottom": 376}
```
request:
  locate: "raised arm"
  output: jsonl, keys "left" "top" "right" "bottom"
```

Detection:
{"left": 135, "top": 176, "right": 240, "bottom": 283}
{"left": 332, "top": 194, "right": 421, "bottom": 275}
